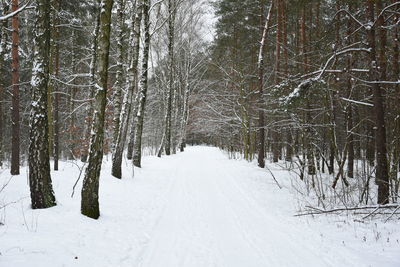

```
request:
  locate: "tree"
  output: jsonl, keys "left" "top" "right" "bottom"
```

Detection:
{"left": 164, "top": 0, "right": 177, "bottom": 156}
{"left": 81, "top": 0, "right": 102, "bottom": 163}
{"left": 132, "top": 0, "right": 150, "bottom": 168}
{"left": 0, "top": 0, "right": 8, "bottom": 168}
{"left": 28, "top": 0, "right": 56, "bottom": 209}
{"left": 11, "top": 0, "right": 20, "bottom": 175}
{"left": 112, "top": 0, "right": 143, "bottom": 178}
{"left": 366, "top": 0, "right": 389, "bottom": 204}
{"left": 111, "top": 0, "right": 125, "bottom": 146}
{"left": 81, "top": 0, "right": 114, "bottom": 219}
{"left": 51, "top": 0, "right": 61, "bottom": 171}
{"left": 257, "top": 0, "right": 274, "bottom": 168}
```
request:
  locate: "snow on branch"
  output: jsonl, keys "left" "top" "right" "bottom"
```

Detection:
{"left": 341, "top": 97, "right": 374, "bottom": 107}
{"left": 295, "top": 204, "right": 400, "bottom": 217}
{"left": 0, "top": 1, "right": 32, "bottom": 21}
{"left": 284, "top": 47, "right": 371, "bottom": 105}
{"left": 257, "top": 1, "right": 274, "bottom": 70}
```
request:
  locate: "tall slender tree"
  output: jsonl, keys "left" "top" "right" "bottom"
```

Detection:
{"left": 112, "top": 0, "right": 143, "bottom": 178}
{"left": 11, "top": 0, "right": 20, "bottom": 175}
{"left": 366, "top": 0, "right": 389, "bottom": 204}
{"left": 81, "top": 0, "right": 114, "bottom": 219}
{"left": 52, "top": 0, "right": 61, "bottom": 171}
{"left": 28, "top": 0, "right": 56, "bottom": 209}
{"left": 112, "top": 0, "right": 125, "bottom": 145}
{"left": 165, "top": 0, "right": 176, "bottom": 156}
{"left": 81, "top": 0, "right": 102, "bottom": 163}
{"left": 0, "top": 1, "right": 8, "bottom": 168}
{"left": 132, "top": 0, "right": 150, "bottom": 168}
{"left": 257, "top": 0, "right": 274, "bottom": 168}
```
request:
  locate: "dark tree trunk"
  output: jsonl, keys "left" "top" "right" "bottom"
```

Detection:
{"left": 0, "top": 3, "right": 8, "bottom": 167}
{"left": 81, "top": 0, "right": 114, "bottom": 219}
{"left": 126, "top": 123, "right": 135, "bottom": 159}
{"left": 165, "top": 0, "right": 176, "bottom": 156}
{"left": 11, "top": 0, "right": 20, "bottom": 175}
{"left": 346, "top": 3, "right": 354, "bottom": 178}
{"left": 257, "top": 0, "right": 273, "bottom": 168}
{"left": 52, "top": 0, "right": 60, "bottom": 171}
{"left": 366, "top": 0, "right": 389, "bottom": 204}
{"left": 28, "top": 0, "right": 56, "bottom": 209}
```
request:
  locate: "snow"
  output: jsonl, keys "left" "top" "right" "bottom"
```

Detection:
{"left": 1, "top": 146, "right": 399, "bottom": 267}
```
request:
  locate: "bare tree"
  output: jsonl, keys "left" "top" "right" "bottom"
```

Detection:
{"left": 81, "top": 0, "right": 114, "bottom": 219}
{"left": 132, "top": 0, "right": 150, "bottom": 168}
{"left": 28, "top": 0, "right": 56, "bottom": 209}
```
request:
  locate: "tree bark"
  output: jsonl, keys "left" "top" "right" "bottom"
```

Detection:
{"left": 0, "top": 2, "right": 8, "bottom": 167}
{"left": 28, "top": 0, "right": 56, "bottom": 209}
{"left": 81, "top": 0, "right": 114, "bottom": 219}
{"left": 112, "top": 0, "right": 142, "bottom": 178}
{"left": 112, "top": 0, "right": 125, "bottom": 146}
{"left": 346, "top": 3, "right": 354, "bottom": 179}
{"left": 132, "top": 0, "right": 150, "bottom": 168}
{"left": 81, "top": 0, "right": 101, "bottom": 163}
{"left": 366, "top": 0, "right": 389, "bottom": 204}
{"left": 165, "top": 0, "right": 176, "bottom": 156}
{"left": 52, "top": 0, "right": 60, "bottom": 171}
{"left": 257, "top": 0, "right": 273, "bottom": 168}
{"left": 11, "top": 0, "right": 20, "bottom": 175}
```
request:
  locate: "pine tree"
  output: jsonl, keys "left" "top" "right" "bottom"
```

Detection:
{"left": 10, "top": 0, "right": 20, "bottom": 175}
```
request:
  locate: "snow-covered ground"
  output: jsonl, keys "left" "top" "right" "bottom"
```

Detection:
{"left": 0, "top": 146, "right": 399, "bottom": 267}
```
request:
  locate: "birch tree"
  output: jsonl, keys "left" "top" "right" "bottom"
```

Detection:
{"left": 132, "top": 0, "right": 150, "bottom": 168}
{"left": 112, "top": 0, "right": 143, "bottom": 178}
{"left": 81, "top": 0, "right": 114, "bottom": 219}
{"left": 28, "top": 0, "right": 56, "bottom": 209}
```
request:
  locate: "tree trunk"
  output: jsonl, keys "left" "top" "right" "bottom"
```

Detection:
{"left": 112, "top": 0, "right": 125, "bottom": 146}
{"left": 132, "top": 0, "right": 150, "bottom": 168}
{"left": 68, "top": 30, "right": 78, "bottom": 160}
{"left": 272, "top": 0, "right": 282, "bottom": 163}
{"left": 346, "top": 3, "right": 354, "bottom": 179}
{"left": 11, "top": 0, "right": 20, "bottom": 175}
{"left": 366, "top": 0, "right": 389, "bottom": 204}
{"left": 81, "top": 0, "right": 114, "bottom": 219}
{"left": 81, "top": 0, "right": 101, "bottom": 163}
{"left": 257, "top": 0, "right": 273, "bottom": 168}
{"left": 390, "top": 0, "right": 400, "bottom": 202}
{"left": 165, "top": 0, "right": 176, "bottom": 156}
{"left": 52, "top": 0, "right": 60, "bottom": 171}
{"left": 28, "top": 0, "right": 56, "bottom": 209}
{"left": 0, "top": 2, "right": 8, "bottom": 167}
{"left": 112, "top": 0, "right": 143, "bottom": 178}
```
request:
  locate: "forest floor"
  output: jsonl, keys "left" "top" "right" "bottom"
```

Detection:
{"left": 0, "top": 146, "right": 399, "bottom": 267}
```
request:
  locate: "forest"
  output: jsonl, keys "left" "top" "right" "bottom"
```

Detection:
{"left": 0, "top": 0, "right": 400, "bottom": 266}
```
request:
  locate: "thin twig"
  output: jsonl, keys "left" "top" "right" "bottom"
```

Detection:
{"left": 265, "top": 164, "right": 282, "bottom": 189}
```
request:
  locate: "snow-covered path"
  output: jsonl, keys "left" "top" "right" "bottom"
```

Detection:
{"left": 138, "top": 147, "right": 332, "bottom": 267}
{"left": 1, "top": 146, "right": 399, "bottom": 267}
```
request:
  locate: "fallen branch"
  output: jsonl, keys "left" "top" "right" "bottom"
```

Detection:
{"left": 265, "top": 164, "right": 282, "bottom": 189}
{"left": 0, "top": 196, "right": 29, "bottom": 210}
{"left": 295, "top": 204, "right": 400, "bottom": 217}
{"left": 70, "top": 161, "right": 87, "bottom": 198}
{"left": 0, "top": 176, "right": 13, "bottom": 194}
